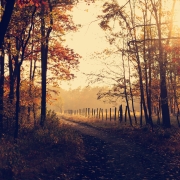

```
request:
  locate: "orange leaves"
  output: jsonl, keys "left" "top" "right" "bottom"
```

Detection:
{"left": 14, "top": 0, "right": 80, "bottom": 83}
{"left": 49, "top": 40, "right": 80, "bottom": 62}
{"left": 46, "top": 39, "right": 80, "bottom": 82}
{"left": 166, "top": 43, "right": 180, "bottom": 75}
{"left": 17, "top": 0, "right": 44, "bottom": 7}
{"left": 172, "top": 58, "right": 180, "bottom": 75}
{"left": 164, "top": 38, "right": 180, "bottom": 56}
{"left": 164, "top": 43, "right": 180, "bottom": 74}
{"left": 172, "top": 58, "right": 180, "bottom": 63}
{"left": 20, "top": 80, "right": 41, "bottom": 107}
{"left": 52, "top": 6, "right": 76, "bottom": 32}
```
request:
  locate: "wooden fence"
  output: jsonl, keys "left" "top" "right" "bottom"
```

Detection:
{"left": 62, "top": 105, "right": 180, "bottom": 126}
{"left": 63, "top": 105, "right": 128, "bottom": 122}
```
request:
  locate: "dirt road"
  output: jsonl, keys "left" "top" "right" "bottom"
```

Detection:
{"left": 60, "top": 118, "right": 180, "bottom": 180}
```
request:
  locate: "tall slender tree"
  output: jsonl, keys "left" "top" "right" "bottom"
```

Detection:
{"left": 0, "top": 0, "right": 15, "bottom": 49}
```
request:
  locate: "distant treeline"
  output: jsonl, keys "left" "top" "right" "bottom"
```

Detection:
{"left": 48, "top": 86, "right": 140, "bottom": 113}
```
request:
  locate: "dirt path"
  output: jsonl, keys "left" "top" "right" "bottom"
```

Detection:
{"left": 61, "top": 118, "right": 180, "bottom": 180}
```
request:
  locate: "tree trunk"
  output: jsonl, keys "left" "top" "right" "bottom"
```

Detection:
{"left": 170, "top": 67, "right": 180, "bottom": 126}
{"left": 27, "top": 47, "right": 33, "bottom": 121}
{"left": 158, "top": 27, "right": 171, "bottom": 128}
{"left": 14, "top": 65, "right": 20, "bottom": 140}
{"left": 129, "top": 0, "right": 150, "bottom": 127}
{"left": 0, "top": 0, "right": 15, "bottom": 48}
{"left": 128, "top": 55, "right": 137, "bottom": 124}
{"left": 122, "top": 48, "right": 132, "bottom": 126}
{"left": 119, "top": 104, "right": 123, "bottom": 122}
{"left": 140, "top": 97, "right": 143, "bottom": 127}
{"left": 157, "top": 99, "right": 161, "bottom": 125}
{"left": 147, "top": 31, "right": 153, "bottom": 129}
{"left": 8, "top": 37, "right": 15, "bottom": 104}
{"left": 33, "top": 102, "right": 36, "bottom": 126}
{"left": 136, "top": 45, "right": 150, "bottom": 126}
{"left": 0, "top": 47, "right": 4, "bottom": 138}
{"left": 125, "top": 106, "right": 128, "bottom": 124}
{"left": 40, "top": 44, "right": 47, "bottom": 127}
{"left": 151, "top": 0, "right": 171, "bottom": 128}
{"left": 40, "top": 0, "right": 52, "bottom": 127}
{"left": 143, "top": 9, "right": 153, "bottom": 130}
{"left": 40, "top": 4, "right": 47, "bottom": 127}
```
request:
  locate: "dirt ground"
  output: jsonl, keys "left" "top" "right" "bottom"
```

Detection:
{"left": 61, "top": 118, "right": 180, "bottom": 180}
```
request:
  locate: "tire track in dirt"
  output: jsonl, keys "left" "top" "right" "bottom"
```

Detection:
{"left": 60, "top": 118, "right": 180, "bottom": 180}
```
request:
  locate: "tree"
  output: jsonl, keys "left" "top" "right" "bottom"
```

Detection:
{"left": 0, "top": 0, "right": 16, "bottom": 49}
{"left": 92, "top": 0, "right": 179, "bottom": 128}
{"left": 149, "top": 0, "right": 177, "bottom": 128}
{"left": 0, "top": 47, "right": 4, "bottom": 138}
{"left": 0, "top": 0, "right": 92, "bottom": 139}
{"left": 39, "top": 0, "right": 78, "bottom": 127}
{"left": 13, "top": 6, "right": 36, "bottom": 139}
{"left": 0, "top": 0, "right": 15, "bottom": 138}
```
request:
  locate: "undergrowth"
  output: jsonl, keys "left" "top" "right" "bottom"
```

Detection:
{"left": 0, "top": 110, "right": 84, "bottom": 180}
{"left": 125, "top": 125, "right": 180, "bottom": 155}
{"left": 61, "top": 114, "right": 180, "bottom": 156}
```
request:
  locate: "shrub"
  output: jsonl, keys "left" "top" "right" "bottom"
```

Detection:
{"left": 0, "top": 110, "right": 85, "bottom": 180}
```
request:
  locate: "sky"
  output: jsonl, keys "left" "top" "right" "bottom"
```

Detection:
{"left": 60, "top": 0, "right": 180, "bottom": 90}
{"left": 61, "top": 1, "right": 110, "bottom": 90}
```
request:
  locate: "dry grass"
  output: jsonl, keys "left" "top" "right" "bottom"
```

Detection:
{"left": 61, "top": 114, "right": 124, "bottom": 129}
{"left": 0, "top": 112, "right": 85, "bottom": 180}
{"left": 121, "top": 125, "right": 180, "bottom": 156}
{"left": 61, "top": 114, "right": 180, "bottom": 155}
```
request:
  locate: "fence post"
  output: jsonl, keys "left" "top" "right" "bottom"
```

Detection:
{"left": 94, "top": 109, "right": 96, "bottom": 118}
{"left": 119, "top": 104, "right": 123, "bottom": 122}
{"left": 125, "top": 106, "right": 128, "bottom": 124}
{"left": 99, "top": 108, "right": 101, "bottom": 119}
{"left": 97, "top": 108, "right": 98, "bottom": 118}
{"left": 102, "top": 109, "right": 103, "bottom": 120}
{"left": 88, "top": 108, "right": 90, "bottom": 117}
{"left": 106, "top": 109, "right": 107, "bottom": 120}
{"left": 110, "top": 108, "right": 111, "bottom": 121}
{"left": 114, "top": 107, "right": 116, "bottom": 121}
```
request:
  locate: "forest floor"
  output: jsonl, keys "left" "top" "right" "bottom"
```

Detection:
{"left": 60, "top": 116, "right": 180, "bottom": 180}
{"left": 1, "top": 115, "right": 180, "bottom": 179}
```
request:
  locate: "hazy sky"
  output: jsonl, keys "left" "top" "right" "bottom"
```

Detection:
{"left": 61, "top": 1, "right": 110, "bottom": 89}
{"left": 60, "top": 0, "right": 180, "bottom": 90}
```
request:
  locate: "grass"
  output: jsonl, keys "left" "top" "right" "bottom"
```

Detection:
{"left": 0, "top": 111, "right": 85, "bottom": 180}
{"left": 2, "top": 111, "right": 179, "bottom": 179}
{"left": 61, "top": 113, "right": 180, "bottom": 156}
{"left": 61, "top": 112, "right": 180, "bottom": 129}
{"left": 60, "top": 114, "right": 123, "bottom": 129}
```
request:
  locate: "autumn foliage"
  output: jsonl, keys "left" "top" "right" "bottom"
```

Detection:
{"left": 0, "top": 0, "right": 81, "bottom": 140}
